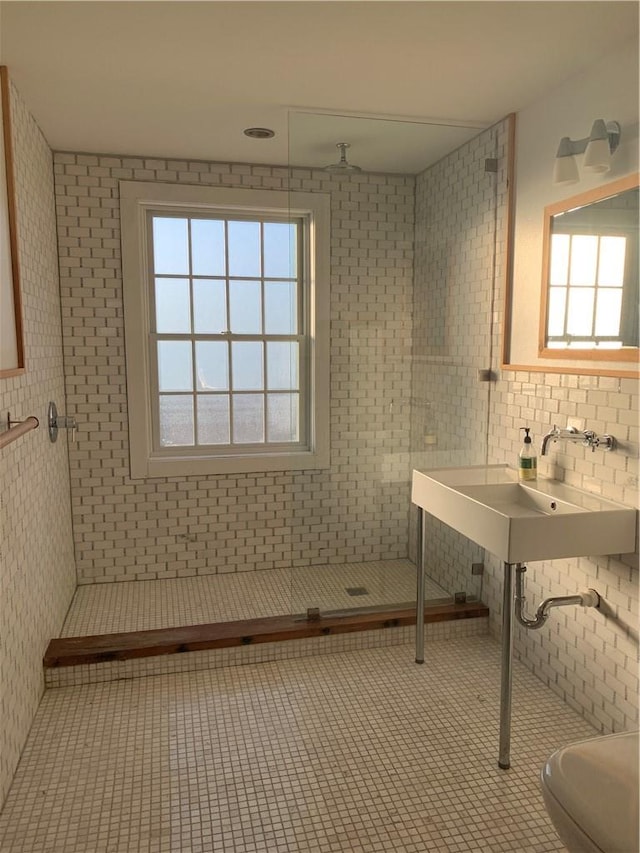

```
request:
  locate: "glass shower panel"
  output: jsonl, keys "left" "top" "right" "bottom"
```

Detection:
{"left": 287, "top": 110, "right": 496, "bottom": 618}
{"left": 408, "top": 122, "right": 508, "bottom": 605}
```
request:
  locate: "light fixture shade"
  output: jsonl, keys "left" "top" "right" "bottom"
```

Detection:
{"left": 583, "top": 141, "right": 611, "bottom": 172}
{"left": 555, "top": 136, "right": 574, "bottom": 159}
{"left": 552, "top": 120, "right": 620, "bottom": 184}
{"left": 583, "top": 119, "right": 612, "bottom": 173}
{"left": 553, "top": 152, "right": 579, "bottom": 185}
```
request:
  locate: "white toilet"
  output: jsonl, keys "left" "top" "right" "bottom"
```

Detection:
{"left": 540, "top": 730, "right": 639, "bottom": 853}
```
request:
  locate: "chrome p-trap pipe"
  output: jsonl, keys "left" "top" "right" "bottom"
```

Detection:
{"left": 499, "top": 562, "right": 600, "bottom": 770}
{"left": 515, "top": 565, "right": 600, "bottom": 630}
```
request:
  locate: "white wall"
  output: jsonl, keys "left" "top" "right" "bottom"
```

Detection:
{"left": 510, "top": 36, "right": 639, "bottom": 370}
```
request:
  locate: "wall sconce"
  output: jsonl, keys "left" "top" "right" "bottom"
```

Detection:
{"left": 553, "top": 119, "right": 621, "bottom": 185}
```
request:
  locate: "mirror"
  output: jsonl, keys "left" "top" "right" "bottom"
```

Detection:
{"left": 539, "top": 173, "right": 639, "bottom": 365}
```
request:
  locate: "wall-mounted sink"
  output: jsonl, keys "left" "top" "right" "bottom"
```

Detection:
{"left": 411, "top": 464, "right": 637, "bottom": 564}
{"left": 412, "top": 464, "right": 637, "bottom": 772}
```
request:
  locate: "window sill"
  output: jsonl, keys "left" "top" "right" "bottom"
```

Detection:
{"left": 131, "top": 448, "right": 330, "bottom": 479}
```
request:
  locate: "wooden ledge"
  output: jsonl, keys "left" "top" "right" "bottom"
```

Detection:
{"left": 44, "top": 601, "right": 489, "bottom": 668}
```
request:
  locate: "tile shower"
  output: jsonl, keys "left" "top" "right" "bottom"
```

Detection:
{"left": 54, "top": 152, "right": 415, "bottom": 586}
{"left": 52, "top": 126, "right": 507, "bottom": 611}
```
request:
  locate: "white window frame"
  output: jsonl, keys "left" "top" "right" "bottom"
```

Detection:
{"left": 120, "top": 181, "right": 330, "bottom": 478}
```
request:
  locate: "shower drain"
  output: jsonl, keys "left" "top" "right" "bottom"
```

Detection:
{"left": 345, "top": 586, "right": 369, "bottom": 597}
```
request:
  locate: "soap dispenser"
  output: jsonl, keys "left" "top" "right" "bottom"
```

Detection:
{"left": 519, "top": 427, "right": 537, "bottom": 481}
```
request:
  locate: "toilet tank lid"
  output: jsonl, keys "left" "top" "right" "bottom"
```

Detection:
{"left": 541, "top": 730, "right": 639, "bottom": 853}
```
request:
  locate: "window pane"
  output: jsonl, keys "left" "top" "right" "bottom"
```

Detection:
{"left": 595, "top": 289, "right": 623, "bottom": 337}
{"left": 191, "top": 219, "right": 226, "bottom": 276}
{"left": 196, "top": 341, "right": 228, "bottom": 391}
{"left": 264, "top": 281, "right": 297, "bottom": 334}
{"left": 153, "top": 217, "right": 189, "bottom": 274}
{"left": 547, "top": 288, "right": 567, "bottom": 337}
{"left": 597, "top": 236, "right": 626, "bottom": 287}
{"left": 569, "top": 235, "right": 598, "bottom": 286}
{"left": 549, "top": 234, "right": 570, "bottom": 286}
{"left": 233, "top": 394, "right": 264, "bottom": 443}
{"left": 157, "top": 341, "right": 193, "bottom": 391}
{"left": 266, "top": 342, "right": 299, "bottom": 390}
{"left": 228, "top": 220, "right": 260, "bottom": 277}
{"left": 263, "top": 222, "right": 296, "bottom": 277}
{"left": 155, "top": 278, "right": 191, "bottom": 333}
{"left": 267, "top": 393, "right": 299, "bottom": 443}
{"left": 229, "top": 280, "right": 262, "bottom": 334}
{"left": 193, "top": 279, "right": 227, "bottom": 333}
{"left": 197, "top": 395, "right": 230, "bottom": 445}
{"left": 566, "top": 288, "right": 595, "bottom": 336}
{"left": 159, "top": 395, "right": 194, "bottom": 446}
{"left": 231, "top": 341, "right": 263, "bottom": 390}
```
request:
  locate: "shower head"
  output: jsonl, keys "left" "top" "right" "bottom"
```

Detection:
{"left": 323, "top": 142, "right": 362, "bottom": 174}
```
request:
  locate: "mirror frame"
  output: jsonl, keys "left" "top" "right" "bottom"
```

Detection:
{"left": 0, "top": 65, "right": 25, "bottom": 379}
{"left": 538, "top": 172, "right": 639, "bottom": 366}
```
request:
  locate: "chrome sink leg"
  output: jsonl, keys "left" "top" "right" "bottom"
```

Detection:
{"left": 499, "top": 561, "right": 521, "bottom": 769}
{"left": 415, "top": 507, "right": 426, "bottom": 664}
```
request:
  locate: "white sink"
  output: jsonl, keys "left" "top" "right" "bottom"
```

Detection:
{"left": 411, "top": 464, "right": 637, "bottom": 563}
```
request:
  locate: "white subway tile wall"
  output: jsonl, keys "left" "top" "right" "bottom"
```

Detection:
{"left": 53, "top": 156, "right": 415, "bottom": 584}
{"left": 0, "top": 84, "right": 76, "bottom": 804}
{"left": 486, "top": 371, "right": 639, "bottom": 733}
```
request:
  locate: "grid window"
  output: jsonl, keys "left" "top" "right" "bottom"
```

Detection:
{"left": 150, "top": 214, "right": 303, "bottom": 451}
{"left": 120, "top": 182, "right": 329, "bottom": 478}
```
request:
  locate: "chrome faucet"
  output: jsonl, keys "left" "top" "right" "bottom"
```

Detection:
{"left": 541, "top": 425, "right": 573, "bottom": 455}
{"left": 540, "top": 424, "right": 616, "bottom": 455}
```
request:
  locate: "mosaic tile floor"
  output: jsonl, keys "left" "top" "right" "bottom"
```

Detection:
{"left": 0, "top": 636, "right": 595, "bottom": 852}
{"left": 61, "top": 560, "right": 450, "bottom": 636}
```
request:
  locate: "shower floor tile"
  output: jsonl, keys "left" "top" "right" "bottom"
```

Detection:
{"left": 61, "top": 559, "right": 449, "bottom": 636}
{"left": 0, "top": 636, "right": 595, "bottom": 852}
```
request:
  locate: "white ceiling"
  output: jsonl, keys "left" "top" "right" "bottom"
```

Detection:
{"left": 0, "top": 1, "right": 638, "bottom": 173}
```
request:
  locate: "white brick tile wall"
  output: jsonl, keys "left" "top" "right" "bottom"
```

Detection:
{"left": 54, "top": 156, "right": 415, "bottom": 584}
{"left": 0, "top": 84, "right": 76, "bottom": 804}
{"left": 485, "top": 364, "right": 639, "bottom": 735}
